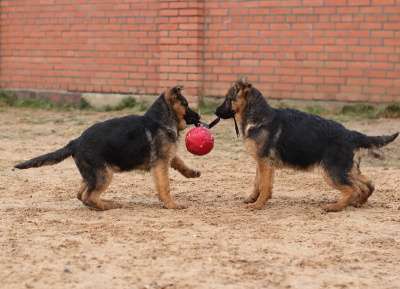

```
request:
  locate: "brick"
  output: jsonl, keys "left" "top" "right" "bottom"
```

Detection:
{"left": 302, "top": 0, "right": 324, "bottom": 6}
{"left": 314, "top": 7, "right": 336, "bottom": 14}
{"left": 325, "top": 77, "right": 345, "bottom": 84}
{"left": 369, "top": 78, "right": 393, "bottom": 87}
{"left": 319, "top": 84, "right": 339, "bottom": 93}
{"left": 384, "top": 22, "right": 400, "bottom": 29}
{"left": 366, "top": 70, "right": 387, "bottom": 78}
{"left": 325, "top": 0, "right": 347, "bottom": 5}
{"left": 179, "top": 9, "right": 202, "bottom": 16}
{"left": 383, "top": 6, "right": 400, "bottom": 13}
{"left": 209, "top": 9, "right": 228, "bottom": 16}
{"left": 270, "top": 8, "right": 291, "bottom": 14}
{"left": 364, "top": 86, "right": 387, "bottom": 95}
{"left": 292, "top": 7, "right": 314, "bottom": 14}
{"left": 303, "top": 76, "right": 325, "bottom": 84}
{"left": 338, "top": 7, "right": 360, "bottom": 13}
{"left": 360, "top": 6, "right": 382, "bottom": 13}
{"left": 360, "top": 22, "right": 382, "bottom": 29}
{"left": 273, "top": 83, "right": 296, "bottom": 91}
{"left": 279, "top": 75, "right": 302, "bottom": 83}
{"left": 371, "top": 31, "right": 394, "bottom": 38}
{"left": 258, "top": 1, "right": 302, "bottom": 7}
{"left": 179, "top": 23, "right": 202, "bottom": 30}
{"left": 348, "top": 78, "right": 369, "bottom": 85}
{"left": 159, "top": 9, "right": 178, "bottom": 17}
{"left": 239, "top": 59, "right": 260, "bottom": 66}
{"left": 348, "top": 0, "right": 371, "bottom": 6}
{"left": 372, "top": 0, "right": 394, "bottom": 4}
{"left": 336, "top": 23, "right": 360, "bottom": 30}
{"left": 360, "top": 38, "right": 383, "bottom": 46}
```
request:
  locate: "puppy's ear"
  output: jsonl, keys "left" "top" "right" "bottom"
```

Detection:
{"left": 172, "top": 85, "right": 183, "bottom": 95}
{"left": 237, "top": 76, "right": 249, "bottom": 87}
{"left": 165, "top": 85, "right": 183, "bottom": 102}
{"left": 239, "top": 84, "right": 252, "bottom": 100}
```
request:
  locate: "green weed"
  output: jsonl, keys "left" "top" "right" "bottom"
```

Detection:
{"left": 340, "top": 104, "right": 378, "bottom": 119}
{"left": 0, "top": 90, "right": 149, "bottom": 112}
{"left": 198, "top": 98, "right": 220, "bottom": 115}
{"left": 304, "top": 105, "right": 329, "bottom": 116}
{"left": 379, "top": 103, "right": 400, "bottom": 118}
{"left": 0, "top": 90, "right": 16, "bottom": 106}
{"left": 102, "top": 97, "right": 148, "bottom": 112}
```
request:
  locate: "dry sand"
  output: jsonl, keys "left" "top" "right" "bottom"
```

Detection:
{"left": 1, "top": 108, "right": 399, "bottom": 289}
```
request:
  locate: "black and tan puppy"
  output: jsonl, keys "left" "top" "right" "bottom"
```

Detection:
{"left": 15, "top": 86, "right": 201, "bottom": 210}
{"left": 216, "top": 78, "right": 398, "bottom": 212}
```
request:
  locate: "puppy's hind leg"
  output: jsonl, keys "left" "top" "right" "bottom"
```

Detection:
{"left": 351, "top": 169, "right": 375, "bottom": 207}
{"left": 83, "top": 168, "right": 123, "bottom": 210}
{"left": 323, "top": 167, "right": 360, "bottom": 212}
{"left": 76, "top": 181, "right": 87, "bottom": 201}
{"left": 74, "top": 157, "right": 122, "bottom": 210}
{"left": 357, "top": 173, "right": 374, "bottom": 204}
{"left": 324, "top": 184, "right": 360, "bottom": 212}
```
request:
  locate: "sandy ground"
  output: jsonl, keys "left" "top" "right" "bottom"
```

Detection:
{"left": 0, "top": 107, "right": 399, "bottom": 289}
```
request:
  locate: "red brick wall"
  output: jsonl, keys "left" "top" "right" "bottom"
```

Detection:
{"left": 158, "top": 0, "right": 204, "bottom": 99}
{"left": 0, "top": 1, "right": 161, "bottom": 95}
{"left": 1, "top": 0, "right": 399, "bottom": 103}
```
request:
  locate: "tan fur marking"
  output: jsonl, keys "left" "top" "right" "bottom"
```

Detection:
{"left": 232, "top": 89, "right": 247, "bottom": 124}
{"left": 172, "top": 101, "right": 187, "bottom": 130}
{"left": 243, "top": 137, "right": 274, "bottom": 209}
{"left": 82, "top": 168, "right": 122, "bottom": 210}
{"left": 247, "top": 161, "right": 274, "bottom": 210}
{"left": 355, "top": 173, "right": 374, "bottom": 192}
{"left": 171, "top": 155, "right": 200, "bottom": 178}
{"left": 164, "top": 86, "right": 177, "bottom": 102}
{"left": 152, "top": 160, "right": 186, "bottom": 209}
{"left": 322, "top": 167, "right": 361, "bottom": 212}
{"left": 349, "top": 165, "right": 375, "bottom": 207}
{"left": 76, "top": 181, "right": 87, "bottom": 201}
{"left": 244, "top": 138, "right": 259, "bottom": 159}
{"left": 243, "top": 132, "right": 268, "bottom": 158}
{"left": 164, "top": 86, "right": 187, "bottom": 130}
{"left": 108, "top": 165, "right": 122, "bottom": 173}
{"left": 159, "top": 142, "right": 177, "bottom": 164}
{"left": 323, "top": 184, "right": 359, "bottom": 212}
{"left": 244, "top": 167, "right": 260, "bottom": 204}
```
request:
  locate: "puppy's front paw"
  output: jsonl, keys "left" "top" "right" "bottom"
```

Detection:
{"left": 245, "top": 202, "right": 265, "bottom": 210}
{"left": 323, "top": 203, "right": 345, "bottom": 212}
{"left": 243, "top": 196, "right": 257, "bottom": 204}
{"left": 185, "top": 169, "right": 201, "bottom": 178}
{"left": 163, "top": 202, "right": 188, "bottom": 210}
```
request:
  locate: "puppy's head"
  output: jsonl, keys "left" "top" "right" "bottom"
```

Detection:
{"left": 215, "top": 76, "right": 252, "bottom": 119}
{"left": 164, "top": 86, "right": 200, "bottom": 130}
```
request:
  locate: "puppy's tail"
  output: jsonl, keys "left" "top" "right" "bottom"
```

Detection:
{"left": 354, "top": 131, "right": 399, "bottom": 149}
{"left": 14, "top": 141, "right": 75, "bottom": 169}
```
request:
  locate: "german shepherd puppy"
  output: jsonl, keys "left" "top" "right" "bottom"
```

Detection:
{"left": 15, "top": 86, "right": 201, "bottom": 210}
{"left": 215, "top": 78, "right": 398, "bottom": 212}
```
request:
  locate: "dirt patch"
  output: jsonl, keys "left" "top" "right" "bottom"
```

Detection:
{"left": 1, "top": 108, "right": 400, "bottom": 289}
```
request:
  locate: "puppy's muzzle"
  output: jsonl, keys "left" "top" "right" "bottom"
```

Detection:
{"left": 184, "top": 107, "right": 201, "bottom": 125}
{"left": 215, "top": 99, "right": 240, "bottom": 137}
{"left": 215, "top": 100, "right": 235, "bottom": 119}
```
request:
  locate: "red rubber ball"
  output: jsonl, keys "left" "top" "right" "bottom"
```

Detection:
{"left": 185, "top": 126, "right": 214, "bottom": 156}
